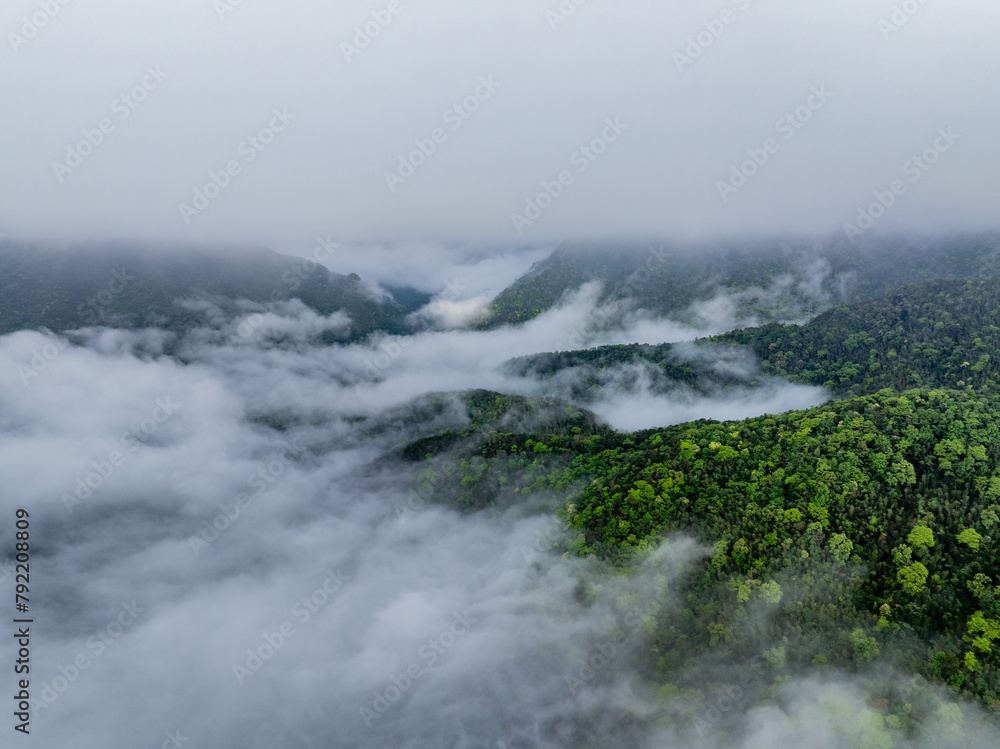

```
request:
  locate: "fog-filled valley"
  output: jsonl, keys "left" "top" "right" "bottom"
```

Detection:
{"left": 1, "top": 236, "right": 1000, "bottom": 748}
{"left": 4, "top": 0, "right": 1000, "bottom": 745}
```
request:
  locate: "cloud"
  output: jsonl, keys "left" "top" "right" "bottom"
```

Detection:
{"left": 0, "top": 320, "right": 713, "bottom": 746}
{"left": 287, "top": 241, "right": 555, "bottom": 297}
{"left": 411, "top": 292, "right": 492, "bottom": 329}
{"left": 585, "top": 368, "right": 829, "bottom": 432}
{"left": 1, "top": 257, "right": 997, "bottom": 747}
{"left": 1, "top": 1, "right": 997, "bottom": 244}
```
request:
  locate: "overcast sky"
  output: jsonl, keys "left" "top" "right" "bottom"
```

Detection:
{"left": 1, "top": 0, "right": 998, "bottom": 250}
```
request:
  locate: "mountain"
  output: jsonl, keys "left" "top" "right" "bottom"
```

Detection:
{"left": 0, "top": 241, "right": 410, "bottom": 340}
{"left": 496, "top": 274, "right": 1000, "bottom": 406}
{"left": 485, "top": 233, "right": 1000, "bottom": 329}
{"left": 418, "top": 387, "right": 1000, "bottom": 720}
{"left": 404, "top": 266, "right": 1000, "bottom": 725}
{"left": 714, "top": 276, "right": 1000, "bottom": 396}
{"left": 501, "top": 341, "right": 758, "bottom": 403}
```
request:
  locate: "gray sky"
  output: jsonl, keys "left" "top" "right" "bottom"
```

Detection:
{"left": 2, "top": 0, "right": 998, "bottom": 249}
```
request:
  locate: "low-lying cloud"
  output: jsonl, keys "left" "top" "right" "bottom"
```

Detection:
{"left": 1, "top": 276, "right": 996, "bottom": 747}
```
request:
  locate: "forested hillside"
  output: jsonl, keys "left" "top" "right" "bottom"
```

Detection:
{"left": 715, "top": 277, "right": 1000, "bottom": 396}
{"left": 502, "top": 342, "right": 754, "bottom": 402}
{"left": 486, "top": 234, "right": 1000, "bottom": 329}
{"left": 412, "top": 388, "right": 1000, "bottom": 730}
{"left": 501, "top": 275, "right": 1000, "bottom": 407}
{"left": 0, "top": 241, "right": 409, "bottom": 340}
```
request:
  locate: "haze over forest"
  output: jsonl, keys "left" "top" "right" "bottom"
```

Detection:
{"left": 2, "top": 2, "right": 1000, "bottom": 748}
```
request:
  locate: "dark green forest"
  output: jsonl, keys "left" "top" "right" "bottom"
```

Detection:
{"left": 715, "top": 277, "right": 1000, "bottom": 396}
{"left": 502, "top": 342, "right": 751, "bottom": 402}
{"left": 11, "top": 236, "right": 1000, "bottom": 741}
{"left": 399, "top": 261, "right": 1000, "bottom": 740}
{"left": 486, "top": 234, "right": 1000, "bottom": 329}
{"left": 0, "top": 241, "right": 409, "bottom": 340}
{"left": 410, "top": 388, "right": 1000, "bottom": 736}
{"left": 502, "top": 275, "right": 1000, "bottom": 405}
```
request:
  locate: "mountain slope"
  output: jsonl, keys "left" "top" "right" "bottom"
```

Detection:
{"left": 418, "top": 387, "right": 1000, "bottom": 720}
{"left": 486, "top": 233, "right": 1000, "bottom": 329}
{"left": 715, "top": 276, "right": 1000, "bottom": 396}
{"left": 0, "top": 241, "right": 410, "bottom": 339}
{"left": 497, "top": 274, "right": 1000, "bottom": 407}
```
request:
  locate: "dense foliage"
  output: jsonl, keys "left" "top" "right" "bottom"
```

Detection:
{"left": 0, "top": 242, "right": 409, "bottom": 339}
{"left": 502, "top": 342, "right": 750, "bottom": 402}
{"left": 414, "top": 388, "right": 1000, "bottom": 724}
{"left": 486, "top": 234, "right": 1000, "bottom": 329}
{"left": 716, "top": 277, "right": 1000, "bottom": 396}
{"left": 397, "top": 389, "right": 608, "bottom": 464}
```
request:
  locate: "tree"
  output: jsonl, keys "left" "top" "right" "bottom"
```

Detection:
{"left": 967, "top": 611, "right": 1000, "bottom": 653}
{"left": 763, "top": 645, "right": 787, "bottom": 669}
{"left": 709, "top": 540, "right": 728, "bottom": 571}
{"left": 908, "top": 525, "right": 935, "bottom": 550}
{"left": 829, "top": 533, "right": 854, "bottom": 564}
{"left": 967, "top": 574, "right": 995, "bottom": 608}
{"left": 965, "top": 651, "right": 981, "bottom": 673}
{"left": 887, "top": 457, "right": 917, "bottom": 486}
{"left": 898, "top": 562, "right": 929, "bottom": 594}
{"left": 850, "top": 628, "right": 879, "bottom": 662}
{"left": 732, "top": 538, "right": 750, "bottom": 567}
{"left": 760, "top": 580, "right": 783, "bottom": 604}
{"left": 892, "top": 544, "right": 912, "bottom": 567}
{"left": 957, "top": 528, "right": 983, "bottom": 551}
{"left": 707, "top": 622, "right": 732, "bottom": 646}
